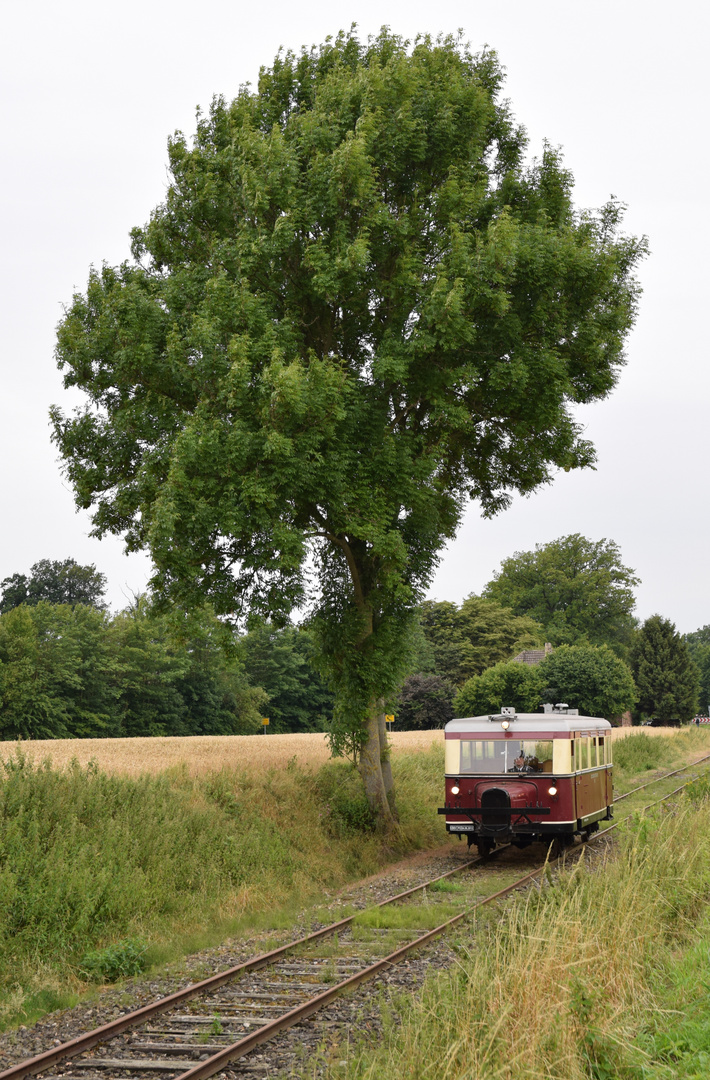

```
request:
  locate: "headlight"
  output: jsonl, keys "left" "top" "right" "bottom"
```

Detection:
{"left": 548, "top": 785, "right": 558, "bottom": 796}
{"left": 451, "top": 785, "right": 460, "bottom": 795}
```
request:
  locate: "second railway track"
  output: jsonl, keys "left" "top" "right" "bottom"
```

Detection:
{"left": 3, "top": 752, "right": 710, "bottom": 1080}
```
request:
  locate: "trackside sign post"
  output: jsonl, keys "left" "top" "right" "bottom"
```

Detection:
{"left": 262, "top": 718, "right": 269, "bottom": 733}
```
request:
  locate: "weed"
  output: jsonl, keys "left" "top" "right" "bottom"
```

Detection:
{"left": 428, "top": 878, "right": 463, "bottom": 894}
{"left": 80, "top": 939, "right": 148, "bottom": 983}
{"left": 353, "top": 903, "right": 461, "bottom": 931}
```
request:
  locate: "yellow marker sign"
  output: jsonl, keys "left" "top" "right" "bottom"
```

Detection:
{"left": 385, "top": 715, "right": 394, "bottom": 723}
{"left": 262, "top": 718, "right": 270, "bottom": 725}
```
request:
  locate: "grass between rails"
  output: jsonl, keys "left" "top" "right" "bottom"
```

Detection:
{"left": 312, "top": 774, "right": 710, "bottom": 1079}
{"left": 0, "top": 745, "right": 449, "bottom": 1029}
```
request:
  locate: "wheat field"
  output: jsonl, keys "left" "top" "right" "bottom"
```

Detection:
{"left": 0, "top": 729, "right": 446, "bottom": 776}
{"left": 0, "top": 723, "right": 687, "bottom": 777}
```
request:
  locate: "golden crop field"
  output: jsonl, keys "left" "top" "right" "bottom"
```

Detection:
{"left": 0, "top": 723, "right": 688, "bottom": 777}
{"left": 0, "top": 729, "right": 444, "bottom": 777}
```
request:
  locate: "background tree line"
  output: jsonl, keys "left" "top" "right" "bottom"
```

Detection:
{"left": 0, "top": 560, "right": 333, "bottom": 740}
{"left": 397, "top": 534, "right": 700, "bottom": 728}
{"left": 0, "top": 539, "right": 704, "bottom": 740}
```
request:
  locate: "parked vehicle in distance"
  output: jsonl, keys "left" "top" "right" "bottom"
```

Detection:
{"left": 439, "top": 704, "right": 613, "bottom": 856}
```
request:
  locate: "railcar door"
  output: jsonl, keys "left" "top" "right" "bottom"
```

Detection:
{"left": 574, "top": 734, "right": 594, "bottom": 822}
{"left": 575, "top": 732, "right": 607, "bottom": 824}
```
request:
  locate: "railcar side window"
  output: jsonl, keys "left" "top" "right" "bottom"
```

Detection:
{"left": 553, "top": 739, "right": 572, "bottom": 773}
{"left": 598, "top": 736, "right": 606, "bottom": 765}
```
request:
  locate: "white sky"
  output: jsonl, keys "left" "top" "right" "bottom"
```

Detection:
{"left": 1, "top": 0, "right": 707, "bottom": 631}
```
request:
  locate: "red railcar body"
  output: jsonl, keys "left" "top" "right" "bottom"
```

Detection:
{"left": 439, "top": 706, "right": 613, "bottom": 855}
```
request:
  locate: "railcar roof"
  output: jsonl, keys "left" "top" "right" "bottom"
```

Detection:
{"left": 445, "top": 713, "right": 611, "bottom": 734}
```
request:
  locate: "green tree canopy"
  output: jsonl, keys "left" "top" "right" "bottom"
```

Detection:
{"left": 238, "top": 622, "right": 334, "bottom": 732}
{"left": 538, "top": 644, "right": 636, "bottom": 720}
{"left": 50, "top": 30, "right": 645, "bottom": 825}
{"left": 419, "top": 595, "right": 543, "bottom": 685}
{"left": 396, "top": 673, "right": 456, "bottom": 730}
{"left": 0, "top": 559, "right": 107, "bottom": 613}
{"left": 631, "top": 616, "right": 698, "bottom": 722}
{"left": 0, "top": 602, "right": 116, "bottom": 739}
{"left": 454, "top": 660, "right": 544, "bottom": 717}
{"left": 483, "top": 534, "right": 639, "bottom": 652}
{"left": 685, "top": 626, "right": 710, "bottom": 714}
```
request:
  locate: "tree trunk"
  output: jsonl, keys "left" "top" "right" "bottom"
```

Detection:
{"left": 377, "top": 703, "right": 398, "bottom": 819}
{"left": 358, "top": 703, "right": 396, "bottom": 829}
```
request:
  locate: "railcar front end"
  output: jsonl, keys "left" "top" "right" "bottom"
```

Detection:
{"left": 439, "top": 706, "right": 613, "bottom": 856}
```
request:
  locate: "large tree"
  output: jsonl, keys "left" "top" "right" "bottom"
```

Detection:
{"left": 50, "top": 31, "right": 645, "bottom": 826}
{"left": 483, "top": 534, "right": 639, "bottom": 652}
{"left": 419, "top": 595, "right": 543, "bottom": 686}
{"left": 538, "top": 643, "right": 636, "bottom": 720}
{"left": 631, "top": 616, "right": 698, "bottom": 722}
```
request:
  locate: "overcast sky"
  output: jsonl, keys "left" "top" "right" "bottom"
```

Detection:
{"left": 2, "top": 0, "right": 707, "bottom": 631}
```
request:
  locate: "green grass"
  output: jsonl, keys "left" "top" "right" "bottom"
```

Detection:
{"left": 613, "top": 727, "right": 710, "bottom": 780}
{"left": 0, "top": 744, "right": 450, "bottom": 1028}
{"left": 353, "top": 903, "right": 462, "bottom": 931}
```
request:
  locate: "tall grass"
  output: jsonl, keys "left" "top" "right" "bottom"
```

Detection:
{"left": 612, "top": 726, "right": 710, "bottom": 778}
{"left": 331, "top": 793, "right": 710, "bottom": 1080}
{"left": 0, "top": 745, "right": 446, "bottom": 1026}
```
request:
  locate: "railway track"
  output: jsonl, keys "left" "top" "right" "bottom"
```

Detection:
{"left": 3, "top": 753, "right": 709, "bottom": 1080}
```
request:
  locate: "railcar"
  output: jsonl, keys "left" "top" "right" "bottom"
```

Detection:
{"left": 439, "top": 704, "right": 613, "bottom": 856}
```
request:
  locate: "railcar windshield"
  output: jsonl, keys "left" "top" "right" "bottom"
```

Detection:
{"left": 460, "top": 740, "right": 553, "bottom": 774}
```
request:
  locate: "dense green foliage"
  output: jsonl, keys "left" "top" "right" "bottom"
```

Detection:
{"left": 483, "top": 534, "right": 639, "bottom": 652}
{"left": 0, "top": 559, "right": 107, "bottom": 613}
{"left": 0, "top": 600, "right": 328, "bottom": 739}
{"left": 453, "top": 642, "right": 636, "bottom": 719}
{"left": 396, "top": 673, "right": 456, "bottom": 730}
{"left": 538, "top": 643, "right": 637, "bottom": 719}
{"left": 454, "top": 659, "right": 544, "bottom": 715}
{"left": 51, "top": 29, "right": 644, "bottom": 820}
{"left": 238, "top": 622, "right": 334, "bottom": 732}
{"left": 685, "top": 624, "right": 710, "bottom": 714}
{"left": 0, "top": 603, "right": 117, "bottom": 738}
{"left": 631, "top": 615, "right": 698, "bottom": 722}
{"left": 417, "top": 595, "right": 543, "bottom": 686}
{"left": 0, "top": 746, "right": 447, "bottom": 1025}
